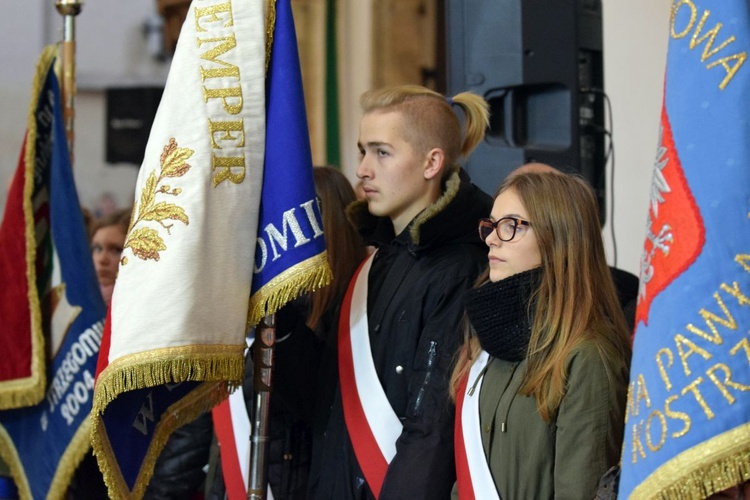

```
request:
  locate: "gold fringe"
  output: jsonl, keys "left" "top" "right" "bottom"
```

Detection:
{"left": 91, "top": 381, "right": 231, "bottom": 499}
{"left": 0, "top": 46, "right": 56, "bottom": 410}
{"left": 265, "top": 0, "right": 277, "bottom": 72}
{"left": 247, "top": 252, "right": 333, "bottom": 328}
{"left": 0, "top": 424, "right": 32, "bottom": 500}
{"left": 630, "top": 422, "right": 750, "bottom": 499}
{"left": 47, "top": 418, "right": 94, "bottom": 500}
{"left": 92, "top": 344, "right": 245, "bottom": 414}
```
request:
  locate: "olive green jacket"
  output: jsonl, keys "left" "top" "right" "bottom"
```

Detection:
{"left": 453, "top": 341, "right": 628, "bottom": 500}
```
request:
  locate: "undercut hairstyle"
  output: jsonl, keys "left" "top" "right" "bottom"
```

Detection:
{"left": 359, "top": 85, "right": 489, "bottom": 177}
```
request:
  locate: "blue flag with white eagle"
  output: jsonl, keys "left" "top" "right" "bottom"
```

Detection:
{"left": 619, "top": 1, "right": 750, "bottom": 498}
{"left": 0, "top": 46, "right": 107, "bottom": 500}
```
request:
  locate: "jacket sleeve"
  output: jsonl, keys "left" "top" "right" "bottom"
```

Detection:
{"left": 256, "top": 300, "right": 323, "bottom": 425}
{"left": 144, "top": 411, "right": 214, "bottom": 500}
{"left": 379, "top": 274, "right": 474, "bottom": 500}
{"left": 553, "top": 345, "right": 626, "bottom": 499}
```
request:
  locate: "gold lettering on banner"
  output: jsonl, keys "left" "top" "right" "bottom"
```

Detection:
{"left": 630, "top": 243, "right": 750, "bottom": 463}
{"left": 646, "top": 410, "right": 668, "bottom": 452}
{"left": 722, "top": 282, "right": 750, "bottom": 307}
{"left": 656, "top": 348, "right": 675, "bottom": 390}
{"left": 670, "top": 0, "right": 746, "bottom": 90}
{"left": 208, "top": 119, "right": 245, "bottom": 149}
{"left": 632, "top": 422, "right": 647, "bottom": 463}
{"left": 202, "top": 85, "right": 243, "bottom": 115}
{"left": 706, "top": 363, "right": 750, "bottom": 404}
{"left": 690, "top": 10, "right": 735, "bottom": 61}
{"left": 706, "top": 52, "right": 747, "bottom": 91}
{"left": 685, "top": 292, "right": 736, "bottom": 345}
{"left": 730, "top": 337, "right": 750, "bottom": 364}
{"left": 736, "top": 254, "right": 750, "bottom": 274}
{"left": 198, "top": 35, "right": 241, "bottom": 81}
{"left": 212, "top": 155, "right": 246, "bottom": 186}
{"left": 674, "top": 334, "right": 712, "bottom": 376}
{"left": 664, "top": 394, "right": 691, "bottom": 438}
{"left": 681, "top": 377, "right": 715, "bottom": 419}
{"left": 670, "top": 0, "right": 697, "bottom": 39}
{"left": 625, "top": 382, "right": 635, "bottom": 423}
{"left": 195, "top": 1, "right": 234, "bottom": 32}
{"left": 194, "top": 0, "right": 248, "bottom": 187}
{"left": 636, "top": 373, "right": 652, "bottom": 411}
{"left": 626, "top": 374, "right": 652, "bottom": 423}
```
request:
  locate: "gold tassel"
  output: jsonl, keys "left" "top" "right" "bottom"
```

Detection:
{"left": 247, "top": 252, "right": 333, "bottom": 328}
{"left": 631, "top": 423, "right": 750, "bottom": 500}
{"left": 652, "top": 452, "right": 750, "bottom": 500}
{"left": 91, "top": 380, "right": 231, "bottom": 499}
{"left": 92, "top": 345, "right": 244, "bottom": 414}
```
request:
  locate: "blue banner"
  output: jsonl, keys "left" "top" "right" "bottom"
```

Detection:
{"left": 620, "top": 1, "right": 750, "bottom": 498}
{"left": 248, "top": 0, "right": 331, "bottom": 326}
{"left": 0, "top": 47, "right": 107, "bottom": 500}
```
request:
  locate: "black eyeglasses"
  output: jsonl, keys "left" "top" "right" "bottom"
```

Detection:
{"left": 478, "top": 217, "right": 532, "bottom": 242}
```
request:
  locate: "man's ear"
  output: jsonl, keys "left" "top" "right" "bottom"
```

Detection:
{"left": 423, "top": 148, "right": 445, "bottom": 181}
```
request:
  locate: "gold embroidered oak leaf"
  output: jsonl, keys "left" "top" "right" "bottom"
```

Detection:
{"left": 140, "top": 171, "right": 158, "bottom": 212}
{"left": 141, "top": 202, "right": 189, "bottom": 229}
{"left": 123, "top": 138, "right": 193, "bottom": 264}
{"left": 125, "top": 227, "right": 167, "bottom": 261}
{"left": 161, "top": 147, "right": 193, "bottom": 178}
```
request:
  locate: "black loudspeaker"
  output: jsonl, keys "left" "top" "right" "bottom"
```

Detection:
{"left": 445, "top": 0, "right": 606, "bottom": 220}
{"left": 105, "top": 87, "right": 164, "bottom": 165}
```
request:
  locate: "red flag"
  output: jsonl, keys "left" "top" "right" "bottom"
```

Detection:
{"left": 0, "top": 135, "right": 44, "bottom": 409}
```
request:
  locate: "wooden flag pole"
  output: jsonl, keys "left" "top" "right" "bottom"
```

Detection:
{"left": 248, "top": 4, "right": 280, "bottom": 497}
{"left": 55, "top": 0, "right": 82, "bottom": 165}
{"left": 248, "top": 313, "right": 276, "bottom": 499}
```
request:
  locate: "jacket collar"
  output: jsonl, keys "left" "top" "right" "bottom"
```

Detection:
{"left": 347, "top": 168, "right": 491, "bottom": 255}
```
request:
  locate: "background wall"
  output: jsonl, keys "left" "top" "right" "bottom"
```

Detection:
{"left": 601, "top": 0, "right": 671, "bottom": 276}
{"left": 0, "top": 0, "right": 671, "bottom": 276}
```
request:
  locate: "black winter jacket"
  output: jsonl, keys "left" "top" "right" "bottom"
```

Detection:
{"left": 144, "top": 412, "right": 213, "bottom": 500}
{"left": 308, "top": 169, "right": 492, "bottom": 500}
{"left": 206, "top": 300, "right": 325, "bottom": 500}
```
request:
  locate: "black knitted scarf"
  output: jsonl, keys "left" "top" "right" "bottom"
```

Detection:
{"left": 463, "top": 267, "right": 542, "bottom": 361}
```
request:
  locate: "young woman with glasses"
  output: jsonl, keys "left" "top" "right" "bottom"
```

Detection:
{"left": 450, "top": 167, "right": 631, "bottom": 499}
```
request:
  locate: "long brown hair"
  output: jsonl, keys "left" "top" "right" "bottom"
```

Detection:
{"left": 450, "top": 170, "right": 631, "bottom": 421}
{"left": 359, "top": 85, "right": 489, "bottom": 177}
{"left": 307, "top": 166, "right": 367, "bottom": 331}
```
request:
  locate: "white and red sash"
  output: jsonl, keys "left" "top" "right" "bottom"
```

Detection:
{"left": 338, "top": 252, "right": 403, "bottom": 498}
{"left": 455, "top": 350, "right": 501, "bottom": 500}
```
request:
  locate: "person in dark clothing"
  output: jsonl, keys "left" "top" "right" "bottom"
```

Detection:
{"left": 609, "top": 266, "right": 639, "bottom": 333}
{"left": 307, "top": 85, "right": 492, "bottom": 500}
{"left": 206, "top": 166, "right": 367, "bottom": 500}
{"left": 144, "top": 412, "right": 214, "bottom": 500}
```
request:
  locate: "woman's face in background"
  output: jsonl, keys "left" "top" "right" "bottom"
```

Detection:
{"left": 91, "top": 225, "right": 126, "bottom": 289}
